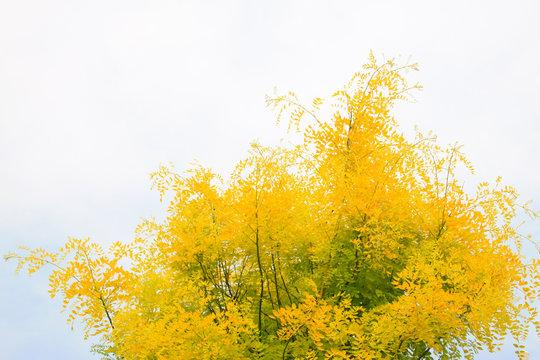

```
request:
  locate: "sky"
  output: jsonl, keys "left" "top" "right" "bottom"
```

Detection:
{"left": 0, "top": 0, "right": 539, "bottom": 358}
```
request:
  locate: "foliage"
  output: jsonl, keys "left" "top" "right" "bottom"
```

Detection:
{"left": 6, "top": 53, "right": 539, "bottom": 359}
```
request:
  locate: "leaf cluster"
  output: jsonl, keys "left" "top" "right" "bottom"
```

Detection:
{"left": 7, "top": 53, "right": 539, "bottom": 360}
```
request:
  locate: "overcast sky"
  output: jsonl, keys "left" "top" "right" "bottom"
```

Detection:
{"left": 1, "top": 1, "right": 539, "bottom": 359}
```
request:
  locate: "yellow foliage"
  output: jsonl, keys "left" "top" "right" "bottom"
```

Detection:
{"left": 6, "top": 53, "right": 539, "bottom": 359}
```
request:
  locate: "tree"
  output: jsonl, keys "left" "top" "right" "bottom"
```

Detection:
{"left": 6, "top": 53, "right": 539, "bottom": 359}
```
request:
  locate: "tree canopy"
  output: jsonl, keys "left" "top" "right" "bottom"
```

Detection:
{"left": 7, "top": 54, "right": 539, "bottom": 359}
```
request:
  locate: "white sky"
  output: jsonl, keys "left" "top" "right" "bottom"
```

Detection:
{"left": 1, "top": 1, "right": 539, "bottom": 359}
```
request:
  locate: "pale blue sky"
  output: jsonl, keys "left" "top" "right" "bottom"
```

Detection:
{"left": 1, "top": 1, "right": 539, "bottom": 359}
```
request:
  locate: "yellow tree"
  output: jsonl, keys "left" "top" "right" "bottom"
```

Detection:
{"left": 6, "top": 53, "right": 539, "bottom": 360}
